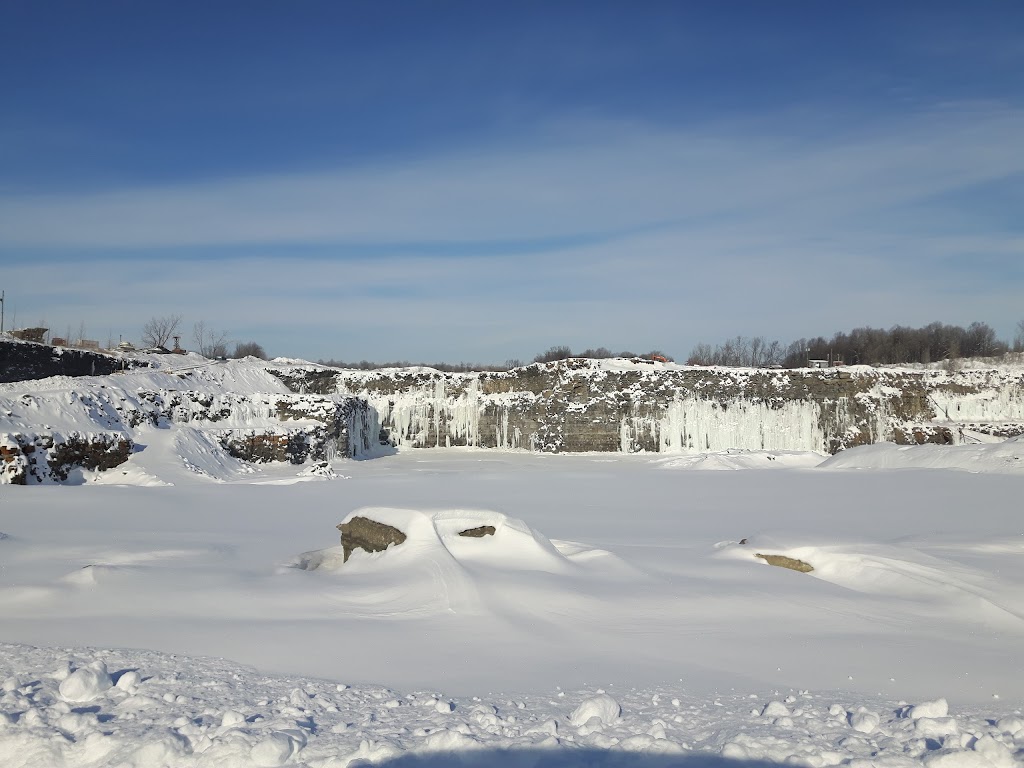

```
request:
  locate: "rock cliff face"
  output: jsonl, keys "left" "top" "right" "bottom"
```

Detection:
{"left": 1, "top": 432, "right": 133, "bottom": 484}
{"left": 0, "top": 338, "right": 144, "bottom": 383}
{"left": 270, "top": 360, "right": 1024, "bottom": 455}
{"left": 1, "top": 384, "right": 375, "bottom": 483}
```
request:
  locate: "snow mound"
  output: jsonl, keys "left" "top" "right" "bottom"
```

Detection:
{"left": 569, "top": 693, "right": 622, "bottom": 726}
{"left": 60, "top": 564, "right": 137, "bottom": 586}
{"left": 299, "top": 507, "right": 625, "bottom": 574}
{"left": 298, "top": 460, "right": 335, "bottom": 479}
{"left": 717, "top": 537, "right": 1024, "bottom": 629}
{"left": 820, "top": 438, "right": 1024, "bottom": 474}
{"left": 288, "top": 507, "right": 642, "bottom": 616}
{"left": 58, "top": 661, "right": 112, "bottom": 703}
{"left": 655, "top": 449, "right": 824, "bottom": 470}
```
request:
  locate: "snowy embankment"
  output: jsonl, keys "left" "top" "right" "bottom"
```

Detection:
{"left": 2, "top": 642, "right": 1022, "bottom": 768}
{"left": 819, "top": 437, "right": 1024, "bottom": 474}
{"left": 0, "top": 354, "right": 378, "bottom": 484}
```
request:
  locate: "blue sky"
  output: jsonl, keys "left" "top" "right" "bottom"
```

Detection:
{"left": 2, "top": 1, "right": 1022, "bottom": 362}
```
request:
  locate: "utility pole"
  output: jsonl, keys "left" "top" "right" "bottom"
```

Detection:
{"left": 1, "top": 290, "right": 5, "bottom": 333}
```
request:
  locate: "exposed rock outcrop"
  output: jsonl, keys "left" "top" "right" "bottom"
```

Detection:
{"left": 0, "top": 338, "right": 145, "bottom": 383}
{"left": 1, "top": 432, "right": 133, "bottom": 484}
{"left": 755, "top": 554, "right": 815, "bottom": 573}
{"left": 269, "top": 360, "right": 1024, "bottom": 455}
{"left": 1, "top": 384, "right": 377, "bottom": 484}
{"left": 337, "top": 517, "right": 407, "bottom": 562}
{"left": 458, "top": 525, "right": 496, "bottom": 538}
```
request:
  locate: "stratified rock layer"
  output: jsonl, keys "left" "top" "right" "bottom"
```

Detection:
{"left": 270, "top": 359, "right": 1024, "bottom": 455}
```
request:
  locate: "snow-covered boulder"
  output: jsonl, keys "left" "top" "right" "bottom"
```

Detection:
{"left": 910, "top": 698, "right": 949, "bottom": 719}
{"left": 569, "top": 694, "right": 622, "bottom": 727}
{"left": 58, "top": 661, "right": 112, "bottom": 703}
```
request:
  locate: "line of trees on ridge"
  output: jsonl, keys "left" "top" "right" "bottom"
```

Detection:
{"left": 689, "top": 320, "right": 1024, "bottom": 368}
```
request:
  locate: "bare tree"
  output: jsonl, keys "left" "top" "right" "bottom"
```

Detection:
{"left": 232, "top": 341, "right": 267, "bottom": 360}
{"left": 141, "top": 314, "right": 182, "bottom": 348}
{"left": 533, "top": 345, "right": 573, "bottom": 363}
{"left": 1015, "top": 319, "right": 1024, "bottom": 353}
{"left": 687, "top": 343, "right": 713, "bottom": 365}
{"left": 193, "top": 321, "right": 230, "bottom": 358}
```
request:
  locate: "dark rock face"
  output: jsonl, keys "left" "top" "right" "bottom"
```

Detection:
{"left": 0, "top": 339, "right": 145, "bottom": 383}
{"left": 337, "top": 517, "right": 407, "bottom": 562}
{"left": 221, "top": 432, "right": 307, "bottom": 464}
{"left": 458, "top": 525, "right": 496, "bottom": 538}
{"left": 1, "top": 432, "right": 133, "bottom": 484}
{"left": 893, "top": 426, "right": 955, "bottom": 445}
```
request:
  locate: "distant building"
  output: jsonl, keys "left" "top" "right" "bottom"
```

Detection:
{"left": 808, "top": 357, "right": 846, "bottom": 369}
{"left": 11, "top": 327, "right": 48, "bottom": 343}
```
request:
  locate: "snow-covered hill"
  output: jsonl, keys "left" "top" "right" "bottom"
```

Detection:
{"left": 0, "top": 353, "right": 378, "bottom": 484}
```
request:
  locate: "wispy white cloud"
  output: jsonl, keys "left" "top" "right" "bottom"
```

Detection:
{"left": 3, "top": 105, "right": 1022, "bottom": 361}
{"left": 5, "top": 223, "right": 1021, "bottom": 362}
{"left": 1, "top": 105, "right": 1022, "bottom": 249}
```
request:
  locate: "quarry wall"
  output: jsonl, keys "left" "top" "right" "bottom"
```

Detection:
{"left": 0, "top": 387, "right": 373, "bottom": 484}
{"left": 0, "top": 338, "right": 145, "bottom": 383}
{"left": 271, "top": 359, "right": 1024, "bottom": 455}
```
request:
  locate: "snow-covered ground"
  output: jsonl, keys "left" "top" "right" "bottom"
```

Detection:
{"left": 2, "top": 441, "right": 1024, "bottom": 766}
{"left": 2, "top": 354, "right": 1024, "bottom": 765}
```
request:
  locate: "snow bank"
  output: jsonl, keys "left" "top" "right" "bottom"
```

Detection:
{"left": 289, "top": 507, "right": 639, "bottom": 616}
{"left": 1, "top": 642, "right": 1021, "bottom": 768}
{"left": 653, "top": 449, "right": 825, "bottom": 470}
{"left": 0, "top": 358, "right": 377, "bottom": 484}
{"left": 819, "top": 438, "right": 1024, "bottom": 474}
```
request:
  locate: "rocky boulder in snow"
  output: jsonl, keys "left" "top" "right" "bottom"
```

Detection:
{"left": 755, "top": 553, "right": 815, "bottom": 573}
{"left": 338, "top": 516, "right": 407, "bottom": 562}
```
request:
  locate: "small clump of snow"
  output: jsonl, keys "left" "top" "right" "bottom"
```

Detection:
{"left": 848, "top": 706, "right": 881, "bottom": 734}
{"left": 569, "top": 693, "right": 622, "bottom": 727}
{"left": 58, "top": 661, "right": 112, "bottom": 703}
{"left": 761, "top": 700, "right": 791, "bottom": 718}
{"left": 911, "top": 697, "right": 950, "bottom": 719}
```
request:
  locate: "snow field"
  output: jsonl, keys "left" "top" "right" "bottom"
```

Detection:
{"left": 2, "top": 451, "right": 1022, "bottom": 705}
{"left": 2, "top": 643, "right": 1022, "bottom": 768}
{"left": 3, "top": 354, "right": 1024, "bottom": 765}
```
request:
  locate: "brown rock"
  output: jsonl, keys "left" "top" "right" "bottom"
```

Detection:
{"left": 754, "top": 553, "right": 814, "bottom": 573}
{"left": 458, "top": 525, "right": 496, "bottom": 538}
{"left": 337, "top": 516, "right": 407, "bottom": 562}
